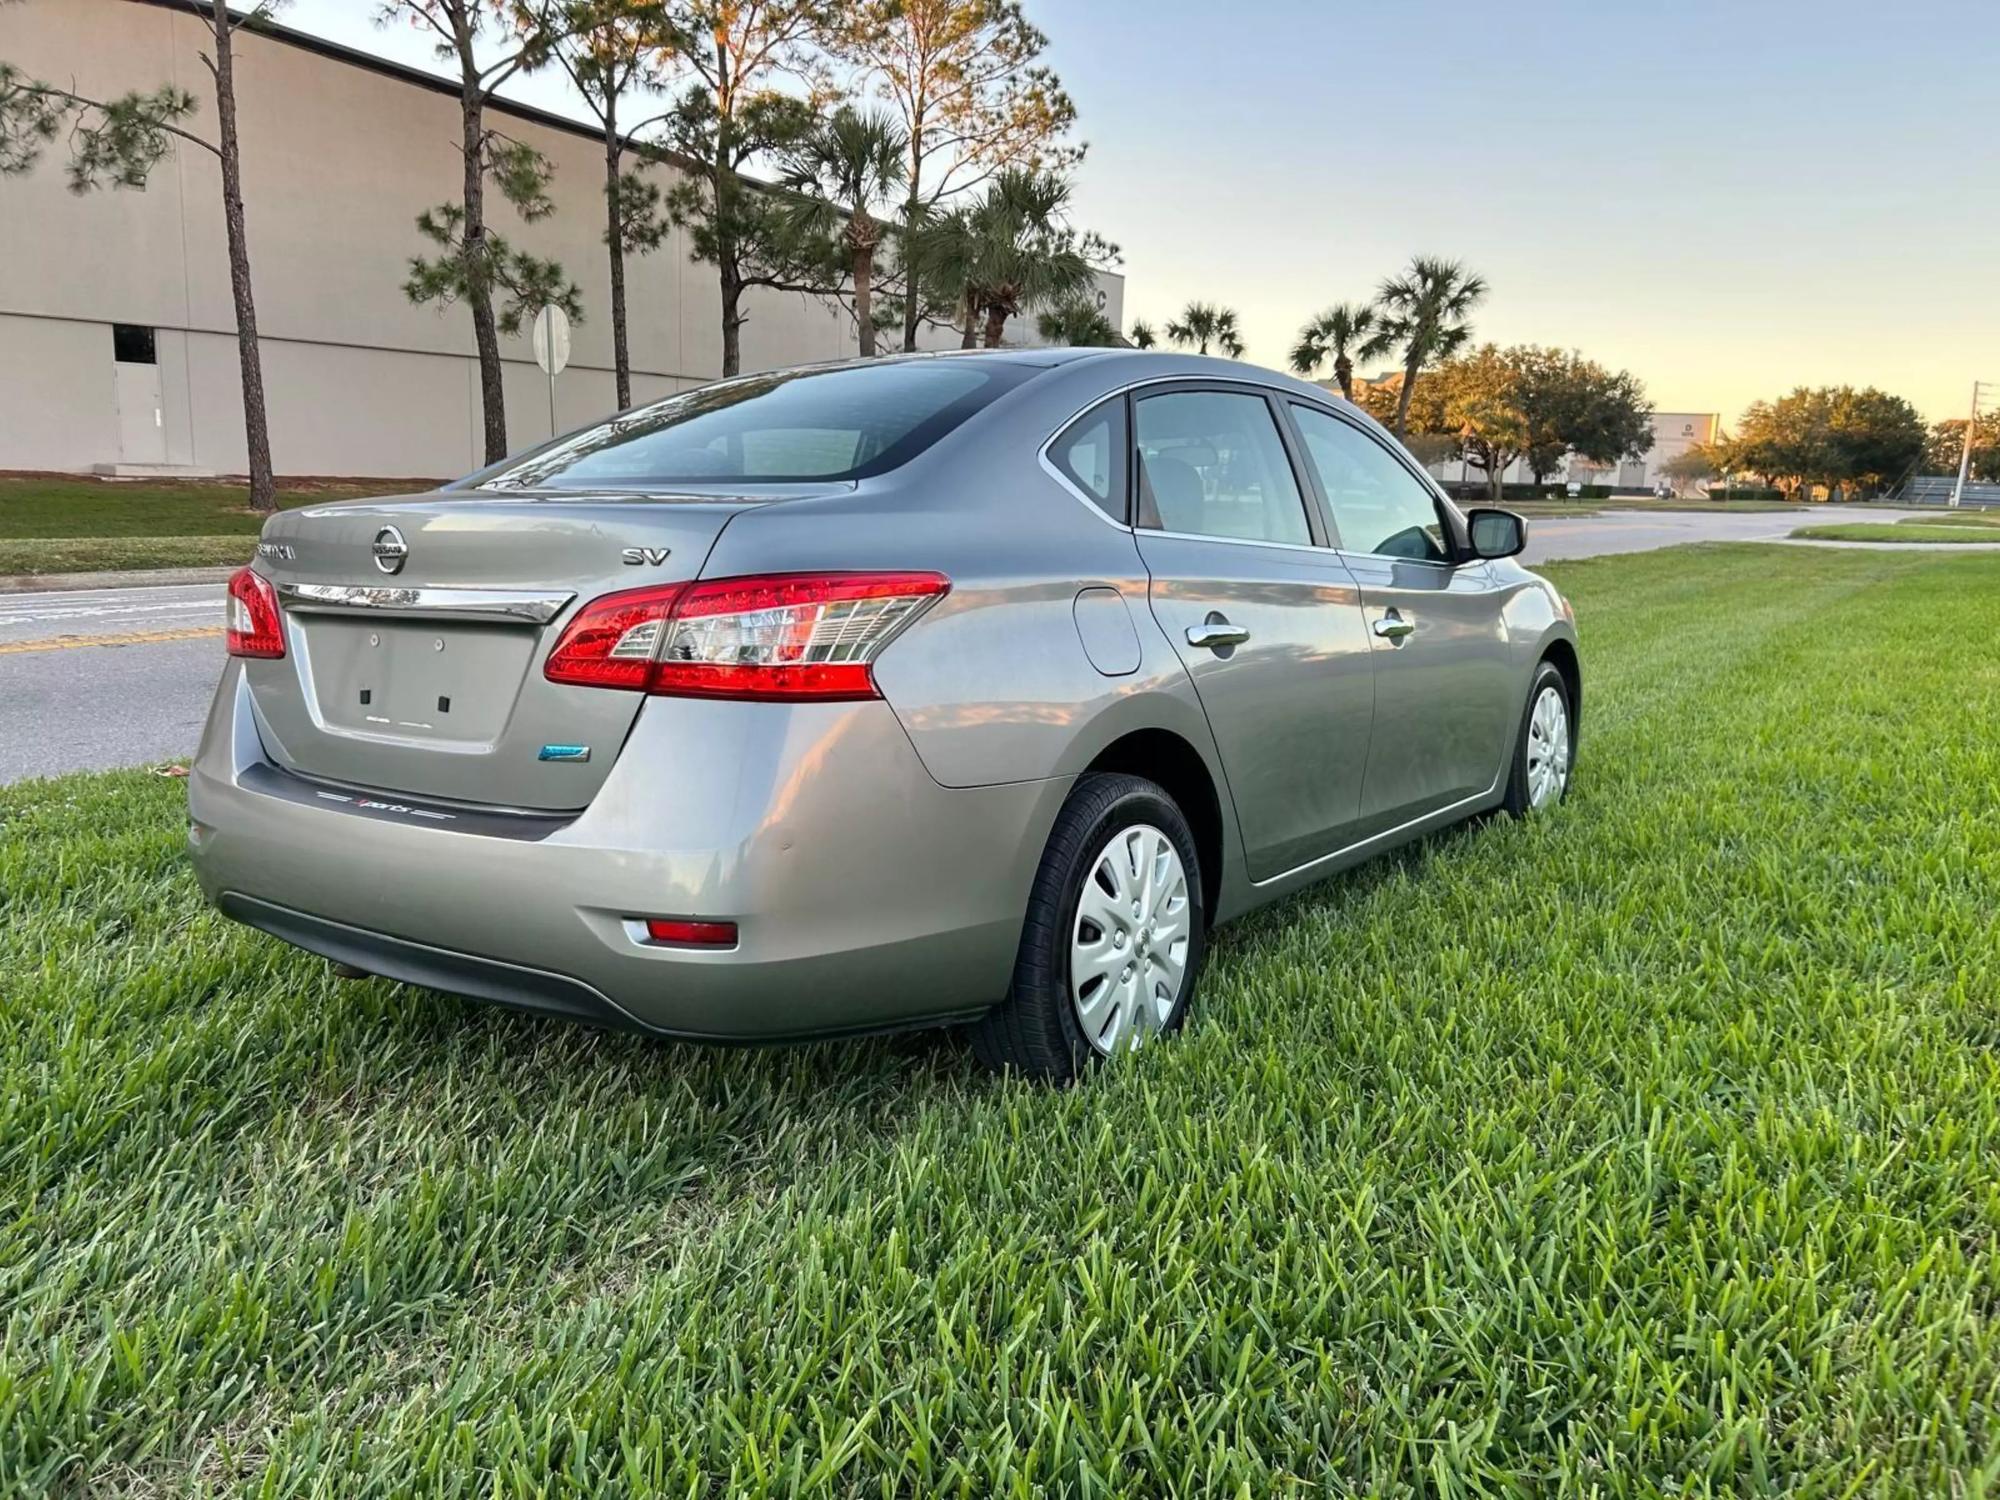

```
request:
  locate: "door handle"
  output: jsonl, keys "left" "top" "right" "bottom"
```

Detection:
{"left": 1373, "top": 611, "right": 1415, "bottom": 641}
{"left": 1186, "top": 618, "right": 1250, "bottom": 650}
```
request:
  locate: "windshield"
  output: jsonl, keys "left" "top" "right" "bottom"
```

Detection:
{"left": 481, "top": 360, "right": 1038, "bottom": 490}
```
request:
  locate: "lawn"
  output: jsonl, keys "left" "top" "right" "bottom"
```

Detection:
{"left": 0, "top": 475, "right": 432, "bottom": 576}
{"left": 1792, "top": 521, "right": 2000, "bottom": 543}
{"left": 1894, "top": 511, "right": 2000, "bottom": 528}
{"left": 4, "top": 544, "right": 1999, "bottom": 1495}
{"left": 0, "top": 534, "right": 257, "bottom": 576}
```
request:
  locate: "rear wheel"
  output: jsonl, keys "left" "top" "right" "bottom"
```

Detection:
{"left": 970, "top": 773, "right": 1206, "bottom": 1082}
{"left": 1501, "top": 660, "right": 1575, "bottom": 816}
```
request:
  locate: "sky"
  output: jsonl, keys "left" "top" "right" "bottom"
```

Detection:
{"left": 280, "top": 0, "right": 1999, "bottom": 426}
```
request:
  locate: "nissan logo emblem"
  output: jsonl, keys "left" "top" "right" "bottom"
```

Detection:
{"left": 372, "top": 525, "right": 409, "bottom": 575}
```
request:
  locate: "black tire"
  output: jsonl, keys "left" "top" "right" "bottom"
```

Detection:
{"left": 1500, "top": 659, "right": 1575, "bottom": 817}
{"left": 970, "top": 773, "right": 1207, "bottom": 1083}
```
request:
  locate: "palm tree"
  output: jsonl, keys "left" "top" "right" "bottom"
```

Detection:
{"left": 780, "top": 107, "right": 908, "bottom": 358}
{"left": 1362, "top": 256, "right": 1488, "bottom": 436}
{"left": 1288, "top": 302, "right": 1377, "bottom": 401}
{"left": 1164, "top": 302, "right": 1244, "bottom": 358}
{"left": 914, "top": 169, "right": 1100, "bottom": 349}
{"left": 1037, "top": 299, "right": 1118, "bottom": 347}
{"left": 1129, "top": 319, "right": 1157, "bottom": 349}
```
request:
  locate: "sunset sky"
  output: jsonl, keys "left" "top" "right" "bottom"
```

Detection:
{"left": 287, "top": 0, "right": 1999, "bottom": 426}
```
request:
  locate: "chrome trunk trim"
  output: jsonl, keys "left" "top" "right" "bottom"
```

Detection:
{"left": 275, "top": 582, "right": 575, "bottom": 625}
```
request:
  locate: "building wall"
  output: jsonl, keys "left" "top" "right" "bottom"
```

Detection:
{"left": 0, "top": 0, "right": 1120, "bottom": 479}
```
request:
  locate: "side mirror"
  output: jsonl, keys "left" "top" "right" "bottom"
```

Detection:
{"left": 1465, "top": 507, "right": 1527, "bottom": 560}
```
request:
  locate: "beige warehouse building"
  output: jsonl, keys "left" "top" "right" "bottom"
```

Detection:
{"left": 0, "top": 0, "right": 1123, "bottom": 480}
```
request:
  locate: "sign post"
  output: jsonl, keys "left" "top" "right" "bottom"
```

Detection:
{"left": 531, "top": 304, "right": 571, "bottom": 437}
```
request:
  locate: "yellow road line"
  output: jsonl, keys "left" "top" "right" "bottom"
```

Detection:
{"left": 0, "top": 626, "right": 223, "bottom": 655}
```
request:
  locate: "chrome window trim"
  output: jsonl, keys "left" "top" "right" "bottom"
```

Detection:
{"left": 1329, "top": 547, "right": 1456, "bottom": 572}
{"left": 1148, "top": 529, "right": 1347, "bottom": 558}
{"left": 1038, "top": 374, "right": 1358, "bottom": 553}
{"left": 276, "top": 582, "right": 576, "bottom": 625}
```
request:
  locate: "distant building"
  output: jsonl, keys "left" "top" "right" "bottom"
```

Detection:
{"left": 1562, "top": 412, "right": 1720, "bottom": 494}
{"left": 1327, "top": 374, "right": 1717, "bottom": 494}
{"left": 0, "top": 0, "right": 1123, "bottom": 480}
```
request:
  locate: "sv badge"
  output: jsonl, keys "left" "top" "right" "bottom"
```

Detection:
{"left": 621, "top": 546, "right": 673, "bottom": 566}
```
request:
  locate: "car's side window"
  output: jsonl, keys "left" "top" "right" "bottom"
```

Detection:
{"left": 1133, "top": 391, "right": 1312, "bottom": 546}
{"left": 1048, "top": 398, "right": 1128, "bottom": 522}
{"left": 1290, "top": 404, "right": 1451, "bottom": 563}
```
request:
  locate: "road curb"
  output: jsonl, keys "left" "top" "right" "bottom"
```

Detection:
{"left": 0, "top": 565, "right": 237, "bottom": 594}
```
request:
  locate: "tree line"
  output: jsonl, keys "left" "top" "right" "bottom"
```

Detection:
{"left": 1283, "top": 260, "right": 1652, "bottom": 501}
{"left": 1671, "top": 387, "right": 1928, "bottom": 502}
{"left": 0, "top": 0, "right": 1959, "bottom": 512}
{"left": 0, "top": 0, "right": 1110, "bottom": 507}
{"left": 1107, "top": 265, "right": 1938, "bottom": 504}
{"left": 1092, "top": 262, "right": 1654, "bottom": 502}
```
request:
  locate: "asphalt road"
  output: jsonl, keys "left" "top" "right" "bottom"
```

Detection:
{"left": 0, "top": 508, "right": 1961, "bottom": 785}
{"left": 1517, "top": 505, "right": 1938, "bottom": 564}
{"left": 1, "top": 584, "right": 224, "bottom": 783}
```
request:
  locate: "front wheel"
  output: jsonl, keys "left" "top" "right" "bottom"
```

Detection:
{"left": 970, "top": 773, "right": 1206, "bottom": 1082}
{"left": 1500, "top": 660, "right": 1575, "bottom": 817}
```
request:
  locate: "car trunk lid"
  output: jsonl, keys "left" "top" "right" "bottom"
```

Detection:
{"left": 242, "top": 489, "right": 783, "bottom": 810}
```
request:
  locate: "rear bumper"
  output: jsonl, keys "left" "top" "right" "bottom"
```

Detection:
{"left": 188, "top": 666, "right": 1070, "bottom": 1040}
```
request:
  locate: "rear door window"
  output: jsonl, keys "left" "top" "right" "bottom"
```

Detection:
{"left": 482, "top": 360, "right": 1038, "bottom": 489}
{"left": 1133, "top": 390, "right": 1312, "bottom": 546}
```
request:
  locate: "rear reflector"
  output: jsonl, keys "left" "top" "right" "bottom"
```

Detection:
{"left": 544, "top": 571, "right": 948, "bottom": 700}
{"left": 225, "top": 566, "right": 285, "bottom": 658}
{"left": 642, "top": 918, "right": 738, "bottom": 947}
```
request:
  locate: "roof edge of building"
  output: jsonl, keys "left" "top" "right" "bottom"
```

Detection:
{"left": 129, "top": 0, "right": 708, "bottom": 176}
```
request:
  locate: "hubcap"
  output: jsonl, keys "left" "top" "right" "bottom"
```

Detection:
{"left": 1525, "top": 683, "right": 1571, "bottom": 809}
{"left": 1070, "top": 823, "right": 1191, "bottom": 1056}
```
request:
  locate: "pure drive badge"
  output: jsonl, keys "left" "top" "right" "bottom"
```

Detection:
{"left": 538, "top": 744, "right": 591, "bottom": 763}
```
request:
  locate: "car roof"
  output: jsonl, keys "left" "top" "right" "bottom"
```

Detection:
{"left": 811, "top": 347, "right": 1110, "bottom": 372}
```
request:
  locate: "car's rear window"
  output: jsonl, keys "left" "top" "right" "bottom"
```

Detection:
{"left": 481, "top": 360, "right": 1038, "bottom": 489}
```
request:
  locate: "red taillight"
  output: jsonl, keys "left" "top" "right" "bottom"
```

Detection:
{"left": 225, "top": 566, "right": 285, "bottom": 658}
{"left": 543, "top": 572, "right": 948, "bottom": 701}
{"left": 643, "top": 918, "right": 737, "bottom": 947}
{"left": 543, "top": 583, "right": 684, "bottom": 690}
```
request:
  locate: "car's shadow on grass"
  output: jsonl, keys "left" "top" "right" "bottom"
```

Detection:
{"left": 1204, "top": 810, "right": 1501, "bottom": 961}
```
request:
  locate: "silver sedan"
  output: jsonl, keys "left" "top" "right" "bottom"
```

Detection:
{"left": 188, "top": 350, "right": 1578, "bottom": 1080}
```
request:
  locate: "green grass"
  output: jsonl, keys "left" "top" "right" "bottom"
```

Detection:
{"left": 0, "top": 534, "right": 255, "bottom": 575}
{"left": 1791, "top": 521, "right": 2000, "bottom": 543}
{"left": 0, "top": 476, "right": 433, "bottom": 575}
{"left": 5, "top": 544, "right": 2000, "bottom": 1495}
{"left": 0, "top": 476, "right": 420, "bottom": 540}
{"left": 1896, "top": 511, "right": 2000, "bottom": 529}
